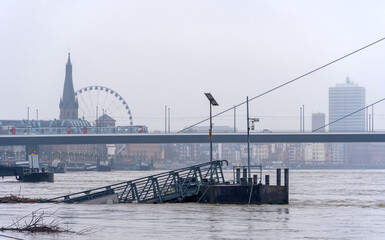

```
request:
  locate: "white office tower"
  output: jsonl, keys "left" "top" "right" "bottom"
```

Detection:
{"left": 329, "top": 78, "right": 366, "bottom": 132}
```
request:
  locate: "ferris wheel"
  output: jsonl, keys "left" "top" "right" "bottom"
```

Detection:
{"left": 75, "top": 86, "right": 133, "bottom": 126}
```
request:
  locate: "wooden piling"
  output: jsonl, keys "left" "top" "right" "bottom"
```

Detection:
{"left": 236, "top": 168, "right": 240, "bottom": 184}
{"left": 284, "top": 168, "right": 289, "bottom": 204}
{"left": 253, "top": 175, "right": 258, "bottom": 184}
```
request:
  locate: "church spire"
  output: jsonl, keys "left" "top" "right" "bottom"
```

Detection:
{"left": 59, "top": 53, "right": 79, "bottom": 120}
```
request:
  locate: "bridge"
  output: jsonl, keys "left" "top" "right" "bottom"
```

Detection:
{"left": 1, "top": 132, "right": 385, "bottom": 146}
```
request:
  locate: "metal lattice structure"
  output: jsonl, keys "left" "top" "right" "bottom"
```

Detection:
{"left": 44, "top": 160, "right": 228, "bottom": 204}
{"left": 75, "top": 85, "right": 134, "bottom": 126}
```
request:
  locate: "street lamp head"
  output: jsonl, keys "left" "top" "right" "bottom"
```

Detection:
{"left": 250, "top": 118, "right": 259, "bottom": 130}
{"left": 250, "top": 118, "right": 260, "bottom": 122}
{"left": 204, "top": 93, "right": 219, "bottom": 106}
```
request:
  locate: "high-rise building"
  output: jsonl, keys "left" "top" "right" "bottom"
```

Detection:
{"left": 59, "top": 53, "right": 79, "bottom": 120}
{"left": 329, "top": 77, "right": 365, "bottom": 132}
{"left": 312, "top": 113, "right": 326, "bottom": 132}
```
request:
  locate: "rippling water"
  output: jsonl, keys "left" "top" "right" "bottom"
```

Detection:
{"left": 1, "top": 169, "right": 385, "bottom": 239}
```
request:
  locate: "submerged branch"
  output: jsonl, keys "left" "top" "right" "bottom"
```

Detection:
{"left": 0, "top": 194, "right": 46, "bottom": 203}
{"left": 1, "top": 209, "right": 73, "bottom": 234}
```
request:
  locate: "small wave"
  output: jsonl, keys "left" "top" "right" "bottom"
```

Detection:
{"left": 291, "top": 198, "right": 385, "bottom": 209}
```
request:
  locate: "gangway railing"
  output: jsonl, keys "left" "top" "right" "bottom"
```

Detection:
{"left": 43, "top": 160, "right": 228, "bottom": 204}
{"left": 232, "top": 165, "right": 262, "bottom": 184}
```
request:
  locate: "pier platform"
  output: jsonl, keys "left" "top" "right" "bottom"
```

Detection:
{"left": 43, "top": 161, "right": 288, "bottom": 205}
{"left": 198, "top": 182, "right": 287, "bottom": 204}
{"left": 198, "top": 168, "right": 289, "bottom": 204}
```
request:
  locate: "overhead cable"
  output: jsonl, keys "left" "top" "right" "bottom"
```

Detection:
{"left": 178, "top": 36, "right": 385, "bottom": 133}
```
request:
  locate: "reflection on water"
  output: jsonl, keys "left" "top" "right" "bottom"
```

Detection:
{"left": 0, "top": 170, "right": 385, "bottom": 239}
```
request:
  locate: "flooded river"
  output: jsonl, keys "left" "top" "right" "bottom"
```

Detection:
{"left": 1, "top": 169, "right": 385, "bottom": 239}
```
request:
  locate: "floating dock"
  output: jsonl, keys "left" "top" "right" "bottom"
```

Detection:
{"left": 43, "top": 160, "right": 288, "bottom": 204}
{"left": 198, "top": 168, "right": 288, "bottom": 204}
{"left": 0, "top": 165, "right": 54, "bottom": 182}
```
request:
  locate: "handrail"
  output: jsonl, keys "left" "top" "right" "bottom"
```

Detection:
{"left": 232, "top": 165, "right": 262, "bottom": 184}
{"left": 43, "top": 160, "right": 228, "bottom": 203}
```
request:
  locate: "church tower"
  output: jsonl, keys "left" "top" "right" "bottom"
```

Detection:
{"left": 59, "top": 53, "right": 79, "bottom": 120}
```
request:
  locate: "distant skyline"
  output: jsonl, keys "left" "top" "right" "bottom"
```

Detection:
{"left": 1, "top": 1, "right": 385, "bottom": 132}
{"left": 329, "top": 78, "right": 366, "bottom": 132}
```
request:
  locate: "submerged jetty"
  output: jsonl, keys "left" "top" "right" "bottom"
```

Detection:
{"left": 43, "top": 160, "right": 288, "bottom": 205}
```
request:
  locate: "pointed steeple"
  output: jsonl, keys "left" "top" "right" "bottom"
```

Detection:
{"left": 59, "top": 53, "right": 79, "bottom": 120}
{"left": 67, "top": 52, "right": 71, "bottom": 65}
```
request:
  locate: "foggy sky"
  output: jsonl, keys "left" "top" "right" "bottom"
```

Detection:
{"left": 1, "top": 0, "right": 385, "bottom": 132}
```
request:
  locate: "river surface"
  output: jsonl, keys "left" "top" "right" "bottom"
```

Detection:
{"left": 0, "top": 169, "right": 385, "bottom": 239}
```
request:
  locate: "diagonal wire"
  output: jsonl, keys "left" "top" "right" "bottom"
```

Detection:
{"left": 312, "top": 97, "right": 385, "bottom": 132}
{"left": 178, "top": 36, "right": 385, "bottom": 133}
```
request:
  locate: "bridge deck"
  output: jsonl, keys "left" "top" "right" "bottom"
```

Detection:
{"left": 2, "top": 132, "right": 385, "bottom": 146}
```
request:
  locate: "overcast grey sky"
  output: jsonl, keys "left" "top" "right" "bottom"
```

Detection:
{"left": 1, "top": 0, "right": 385, "bottom": 132}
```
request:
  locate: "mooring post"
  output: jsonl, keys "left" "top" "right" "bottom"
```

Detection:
{"left": 243, "top": 167, "right": 247, "bottom": 180}
{"left": 284, "top": 168, "right": 289, "bottom": 204}
{"left": 236, "top": 168, "right": 241, "bottom": 184}
{"left": 276, "top": 169, "right": 281, "bottom": 186}
{"left": 253, "top": 175, "right": 258, "bottom": 184}
{"left": 265, "top": 175, "right": 270, "bottom": 185}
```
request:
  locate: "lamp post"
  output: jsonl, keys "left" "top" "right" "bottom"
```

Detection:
{"left": 247, "top": 96, "right": 259, "bottom": 179}
{"left": 96, "top": 106, "right": 99, "bottom": 134}
{"left": 303, "top": 104, "right": 305, "bottom": 132}
{"left": 168, "top": 107, "right": 170, "bottom": 133}
{"left": 165, "top": 105, "right": 167, "bottom": 133}
{"left": 27, "top": 107, "right": 30, "bottom": 135}
{"left": 204, "top": 93, "right": 219, "bottom": 163}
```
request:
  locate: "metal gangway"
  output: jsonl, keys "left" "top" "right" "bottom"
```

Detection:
{"left": 44, "top": 160, "right": 228, "bottom": 204}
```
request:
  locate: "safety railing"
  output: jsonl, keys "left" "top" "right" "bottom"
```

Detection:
{"left": 43, "top": 160, "right": 228, "bottom": 204}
